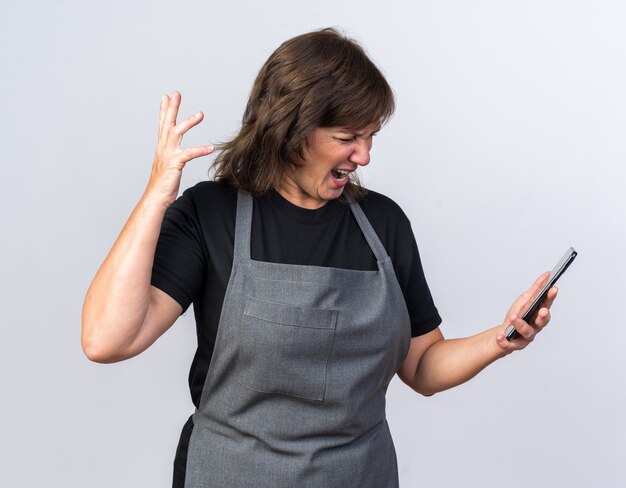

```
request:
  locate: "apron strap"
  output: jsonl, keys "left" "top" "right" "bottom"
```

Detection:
{"left": 235, "top": 189, "right": 388, "bottom": 263}
{"left": 346, "top": 195, "right": 389, "bottom": 262}
{"left": 234, "top": 189, "right": 253, "bottom": 260}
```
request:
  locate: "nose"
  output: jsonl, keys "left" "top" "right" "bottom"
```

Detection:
{"left": 348, "top": 139, "right": 371, "bottom": 167}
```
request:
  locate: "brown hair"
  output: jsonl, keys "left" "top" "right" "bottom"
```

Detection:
{"left": 211, "top": 27, "right": 395, "bottom": 199}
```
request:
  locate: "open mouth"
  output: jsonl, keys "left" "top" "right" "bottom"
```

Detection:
{"left": 331, "top": 169, "right": 350, "bottom": 181}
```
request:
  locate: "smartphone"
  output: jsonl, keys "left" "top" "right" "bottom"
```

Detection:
{"left": 505, "top": 247, "right": 577, "bottom": 341}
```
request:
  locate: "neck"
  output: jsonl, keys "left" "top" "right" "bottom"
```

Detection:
{"left": 275, "top": 177, "right": 328, "bottom": 210}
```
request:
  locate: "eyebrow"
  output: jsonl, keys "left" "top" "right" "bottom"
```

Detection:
{"left": 337, "top": 127, "right": 381, "bottom": 136}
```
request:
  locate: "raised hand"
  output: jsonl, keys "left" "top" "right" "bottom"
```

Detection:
{"left": 146, "top": 91, "right": 214, "bottom": 207}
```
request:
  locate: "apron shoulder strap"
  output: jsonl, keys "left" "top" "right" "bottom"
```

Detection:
{"left": 345, "top": 194, "right": 389, "bottom": 262}
{"left": 234, "top": 189, "right": 253, "bottom": 260}
{"left": 235, "top": 189, "right": 388, "bottom": 262}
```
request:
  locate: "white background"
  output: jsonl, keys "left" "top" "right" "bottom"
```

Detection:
{"left": 1, "top": 0, "right": 624, "bottom": 486}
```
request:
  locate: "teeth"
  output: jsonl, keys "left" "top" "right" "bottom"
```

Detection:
{"left": 333, "top": 169, "right": 349, "bottom": 180}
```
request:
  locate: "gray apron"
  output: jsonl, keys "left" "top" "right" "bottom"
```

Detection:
{"left": 184, "top": 190, "right": 411, "bottom": 488}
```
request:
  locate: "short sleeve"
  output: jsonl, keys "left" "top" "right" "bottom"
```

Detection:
{"left": 359, "top": 191, "right": 442, "bottom": 337}
{"left": 395, "top": 221, "right": 442, "bottom": 337}
{"left": 151, "top": 188, "right": 207, "bottom": 314}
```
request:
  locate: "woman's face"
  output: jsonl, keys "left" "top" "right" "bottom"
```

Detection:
{"left": 276, "top": 123, "right": 380, "bottom": 209}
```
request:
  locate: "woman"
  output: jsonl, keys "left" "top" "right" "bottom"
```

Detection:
{"left": 82, "top": 28, "right": 557, "bottom": 488}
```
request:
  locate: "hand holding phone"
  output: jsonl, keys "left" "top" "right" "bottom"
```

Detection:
{"left": 505, "top": 247, "right": 577, "bottom": 341}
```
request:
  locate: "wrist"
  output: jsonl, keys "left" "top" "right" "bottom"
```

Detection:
{"left": 141, "top": 185, "right": 177, "bottom": 213}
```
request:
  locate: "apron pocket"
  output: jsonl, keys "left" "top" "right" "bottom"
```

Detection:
{"left": 238, "top": 296, "right": 337, "bottom": 401}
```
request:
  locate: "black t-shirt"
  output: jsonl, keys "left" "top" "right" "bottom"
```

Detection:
{"left": 151, "top": 181, "right": 441, "bottom": 408}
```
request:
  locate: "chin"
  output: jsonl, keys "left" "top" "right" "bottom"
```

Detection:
{"left": 321, "top": 191, "right": 342, "bottom": 201}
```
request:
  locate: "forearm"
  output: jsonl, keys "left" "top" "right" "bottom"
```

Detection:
{"left": 81, "top": 191, "right": 168, "bottom": 360}
{"left": 81, "top": 92, "right": 214, "bottom": 362}
{"left": 400, "top": 274, "right": 557, "bottom": 396}
{"left": 411, "top": 326, "right": 507, "bottom": 395}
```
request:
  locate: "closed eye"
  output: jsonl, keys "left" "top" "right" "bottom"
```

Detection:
{"left": 336, "top": 136, "right": 357, "bottom": 143}
{"left": 335, "top": 134, "right": 377, "bottom": 143}
{"left": 334, "top": 129, "right": 379, "bottom": 143}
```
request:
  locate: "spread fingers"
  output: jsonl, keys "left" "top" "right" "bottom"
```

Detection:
{"left": 163, "top": 91, "right": 182, "bottom": 134}
{"left": 171, "top": 112, "right": 205, "bottom": 139}
{"left": 158, "top": 94, "right": 169, "bottom": 139}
